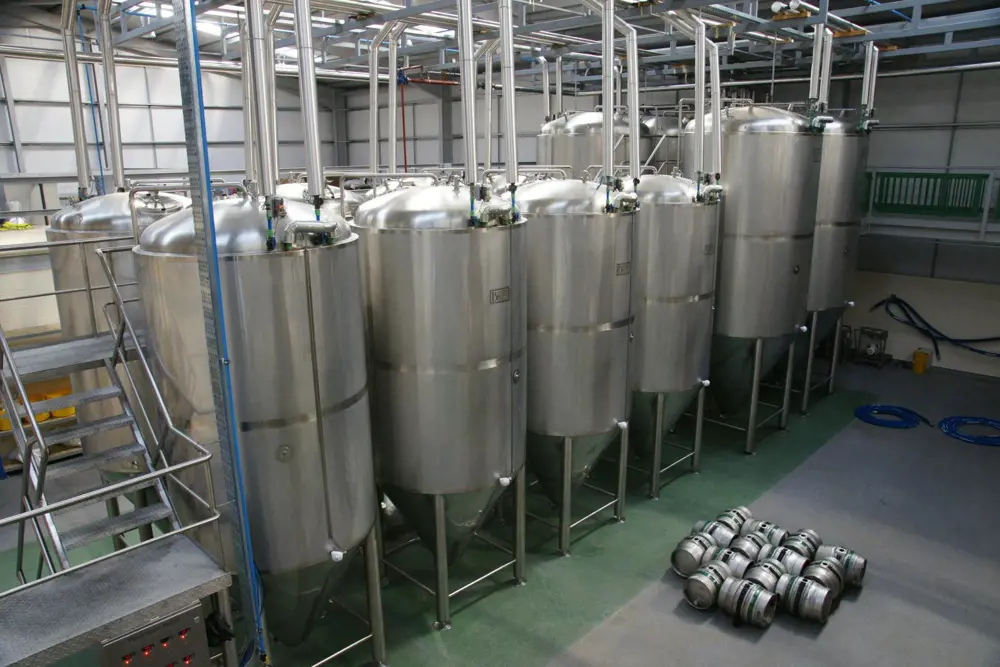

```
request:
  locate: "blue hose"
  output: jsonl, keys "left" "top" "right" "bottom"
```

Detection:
{"left": 854, "top": 404, "right": 932, "bottom": 429}
{"left": 938, "top": 416, "right": 1000, "bottom": 447}
{"left": 871, "top": 294, "right": 1000, "bottom": 359}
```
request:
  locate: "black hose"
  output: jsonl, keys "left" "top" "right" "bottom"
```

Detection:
{"left": 870, "top": 294, "right": 1000, "bottom": 360}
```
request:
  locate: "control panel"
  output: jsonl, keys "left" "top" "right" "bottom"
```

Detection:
{"left": 99, "top": 603, "right": 211, "bottom": 667}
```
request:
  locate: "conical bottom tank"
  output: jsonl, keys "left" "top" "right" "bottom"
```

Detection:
{"left": 383, "top": 482, "right": 511, "bottom": 565}
{"left": 629, "top": 387, "right": 701, "bottom": 457}
{"left": 260, "top": 548, "right": 359, "bottom": 646}
{"left": 710, "top": 334, "right": 795, "bottom": 415}
{"left": 527, "top": 429, "right": 618, "bottom": 505}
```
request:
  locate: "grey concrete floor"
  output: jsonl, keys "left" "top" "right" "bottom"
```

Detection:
{"left": 549, "top": 365, "right": 1000, "bottom": 667}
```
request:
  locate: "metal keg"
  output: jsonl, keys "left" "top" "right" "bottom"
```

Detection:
{"left": 692, "top": 520, "right": 736, "bottom": 547}
{"left": 776, "top": 574, "right": 834, "bottom": 623}
{"left": 718, "top": 506, "right": 752, "bottom": 529}
{"left": 684, "top": 560, "right": 733, "bottom": 610}
{"left": 740, "top": 519, "right": 788, "bottom": 546}
{"left": 730, "top": 532, "right": 768, "bottom": 561}
{"left": 816, "top": 545, "right": 868, "bottom": 587}
{"left": 787, "top": 529, "right": 823, "bottom": 553}
{"left": 745, "top": 558, "right": 786, "bottom": 592}
{"left": 672, "top": 532, "right": 718, "bottom": 577}
{"left": 803, "top": 557, "right": 846, "bottom": 599}
{"left": 757, "top": 544, "right": 808, "bottom": 576}
{"left": 719, "top": 578, "right": 779, "bottom": 629}
{"left": 700, "top": 547, "right": 752, "bottom": 578}
{"left": 782, "top": 535, "right": 817, "bottom": 559}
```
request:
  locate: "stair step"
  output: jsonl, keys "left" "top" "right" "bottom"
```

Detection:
{"left": 0, "top": 534, "right": 230, "bottom": 667}
{"left": 33, "top": 413, "right": 135, "bottom": 448}
{"left": 40, "top": 442, "right": 147, "bottom": 482}
{"left": 47, "top": 477, "right": 160, "bottom": 510}
{"left": 5, "top": 332, "right": 145, "bottom": 382}
{"left": 14, "top": 385, "right": 123, "bottom": 418}
{"left": 59, "top": 503, "right": 174, "bottom": 550}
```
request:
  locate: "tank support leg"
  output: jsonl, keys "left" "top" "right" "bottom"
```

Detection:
{"left": 649, "top": 394, "right": 665, "bottom": 499}
{"left": 780, "top": 338, "right": 796, "bottom": 430}
{"left": 374, "top": 493, "right": 386, "bottom": 585}
{"left": 614, "top": 421, "right": 628, "bottom": 521}
{"left": 365, "top": 527, "right": 388, "bottom": 664}
{"left": 745, "top": 338, "right": 764, "bottom": 455}
{"left": 514, "top": 466, "right": 526, "bottom": 584}
{"left": 801, "top": 311, "right": 819, "bottom": 414}
{"left": 559, "top": 436, "right": 573, "bottom": 556}
{"left": 433, "top": 494, "right": 451, "bottom": 630}
{"left": 828, "top": 313, "right": 844, "bottom": 395}
{"left": 692, "top": 384, "right": 706, "bottom": 473}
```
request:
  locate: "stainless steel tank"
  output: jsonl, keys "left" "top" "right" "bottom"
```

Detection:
{"left": 134, "top": 196, "right": 375, "bottom": 645}
{"left": 538, "top": 110, "right": 653, "bottom": 178}
{"left": 275, "top": 181, "right": 368, "bottom": 219}
{"left": 683, "top": 106, "right": 820, "bottom": 413}
{"left": 516, "top": 178, "right": 632, "bottom": 502}
{"left": 641, "top": 115, "right": 682, "bottom": 170}
{"left": 47, "top": 191, "right": 189, "bottom": 472}
{"left": 626, "top": 174, "right": 720, "bottom": 450}
{"left": 351, "top": 185, "right": 526, "bottom": 563}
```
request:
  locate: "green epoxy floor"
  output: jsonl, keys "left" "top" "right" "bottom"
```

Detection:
{"left": 0, "top": 388, "right": 866, "bottom": 667}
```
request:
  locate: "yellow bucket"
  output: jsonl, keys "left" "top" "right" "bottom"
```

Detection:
{"left": 912, "top": 348, "right": 932, "bottom": 374}
{"left": 46, "top": 391, "right": 75, "bottom": 419}
{"left": 0, "top": 409, "right": 10, "bottom": 431}
{"left": 27, "top": 394, "right": 50, "bottom": 424}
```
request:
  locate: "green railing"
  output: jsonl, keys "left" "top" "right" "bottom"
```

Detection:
{"left": 866, "top": 171, "right": 990, "bottom": 218}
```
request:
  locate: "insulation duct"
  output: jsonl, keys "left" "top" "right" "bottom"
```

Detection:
{"left": 97, "top": 0, "right": 124, "bottom": 191}
{"left": 61, "top": 0, "right": 90, "bottom": 197}
{"left": 293, "top": 0, "right": 324, "bottom": 200}
{"left": 482, "top": 41, "right": 499, "bottom": 170}
{"left": 241, "top": 20, "right": 259, "bottom": 184}
{"left": 456, "top": 0, "right": 478, "bottom": 185}
{"left": 818, "top": 28, "right": 833, "bottom": 110}
{"left": 499, "top": 0, "right": 518, "bottom": 184}
{"left": 862, "top": 42, "right": 880, "bottom": 114}
{"left": 808, "top": 25, "right": 823, "bottom": 103}
{"left": 246, "top": 0, "right": 277, "bottom": 195}
{"left": 368, "top": 21, "right": 398, "bottom": 172}
{"left": 265, "top": 4, "right": 281, "bottom": 191}
{"left": 602, "top": 0, "right": 614, "bottom": 191}
{"left": 555, "top": 55, "right": 563, "bottom": 116}
{"left": 537, "top": 56, "right": 550, "bottom": 120}
{"left": 387, "top": 24, "right": 407, "bottom": 173}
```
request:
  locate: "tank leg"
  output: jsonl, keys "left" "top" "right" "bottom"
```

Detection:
{"left": 559, "top": 436, "right": 572, "bottom": 556}
{"left": 374, "top": 494, "right": 387, "bottom": 586}
{"left": 745, "top": 338, "right": 764, "bottom": 455}
{"left": 365, "top": 527, "right": 388, "bottom": 664}
{"left": 780, "top": 338, "right": 796, "bottom": 430}
{"left": 649, "top": 394, "right": 665, "bottom": 499}
{"left": 514, "top": 466, "right": 526, "bottom": 585}
{"left": 801, "top": 311, "right": 819, "bottom": 415}
{"left": 693, "top": 383, "right": 706, "bottom": 473}
{"left": 828, "top": 314, "right": 844, "bottom": 395}
{"left": 614, "top": 422, "right": 628, "bottom": 522}
{"left": 433, "top": 494, "right": 451, "bottom": 630}
{"left": 215, "top": 588, "right": 239, "bottom": 667}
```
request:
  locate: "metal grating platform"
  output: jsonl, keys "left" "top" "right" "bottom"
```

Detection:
{"left": 5, "top": 333, "right": 144, "bottom": 382}
{"left": 0, "top": 535, "right": 231, "bottom": 667}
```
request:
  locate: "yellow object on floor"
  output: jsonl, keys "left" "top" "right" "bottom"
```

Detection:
{"left": 912, "top": 348, "right": 932, "bottom": 374}
{"left": 45, "top": 390, "right": 75, "bottom": 418}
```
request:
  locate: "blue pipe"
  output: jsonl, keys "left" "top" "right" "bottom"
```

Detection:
{"left": 939, "top": 416, "right": 1000, "bottom": 447}
{"left": 864, "top": 0, "right": 911, "bottom": 22}
{"left": 854, "top": 404, "right": 932, "bottom": 429}
{"left": 77, "top": 12, "right": 106, "bottom": 195}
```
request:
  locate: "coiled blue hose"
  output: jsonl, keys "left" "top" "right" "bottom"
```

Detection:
{"left": 871, "top": 294, "right": 1000, "bottom": 359}
{"left": 938, "top": 416, "right": 1000, "bottom": 447}
{"left": 854, "top": 404, "right": 932, "bottom": 429}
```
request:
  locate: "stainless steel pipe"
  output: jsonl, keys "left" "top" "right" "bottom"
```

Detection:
{"left": 456, "top": 0, "right": 478, "bottom": 183}
{"left": 61, "top": 0, "right": 90, "bottom": 196}
{"left": 240, "top": 21, "right": 259, "bottom": 184}
{"left": 368, "top": 21, "right": 398, "bottom": 173}
{"left": 482, "top": 41, "right": 499, "bottom": 170}
{"left": 246, "top": 0, "right": 277, "bottom": 195}
{"left": 97, "top": 0, "right": 125, "bottom": 191}
{"left": 601, "top": 0, "right": 614, "bottom": 189}
{"left": 808, "top": 24, "right": 823, "bottom": 102}
{"left": 819, "top": 28, "right": 834, "bottom": 110}
{"left": 537, "top": 56, "right": 551, "bottom": 120}
{"left": 499, "top": 0, "right": 518, "bottom": 184}
{"left": 293, "top": 0, "right": 324, "bottom": 198}
{"left": 387, "top": 23, "right": 407, "bottom": 173}
{"left": 265, "top": 4, "right": 281, "bottom": 186}
{"left": 555, "top": 56, "right": 563, "bottom": 116}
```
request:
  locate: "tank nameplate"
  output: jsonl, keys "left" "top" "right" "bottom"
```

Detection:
{"left": 616, "top": 262, "right": 632, "bottom": 276}
{"left": 490, "top": 287, "right": 511, "bottom": 304}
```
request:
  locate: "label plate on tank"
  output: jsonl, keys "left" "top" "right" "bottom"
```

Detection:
{"left": 616, "top": 262, "right": 632, "bottom": 276}
{"left": 490, "top": 287, "right": 510, "bottom": 304}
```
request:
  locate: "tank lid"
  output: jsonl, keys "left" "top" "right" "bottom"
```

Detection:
{"left": 138, "top": 196, "right": 349, "bottom": 255}
{"left": 50, "top": 191, "right": 190, "bottom": 233}
{"left": 626, "top": 174, "right": 701, "bottom": 204}
{"left": 540, "top": 110, "right": 648, "bottom": 137}
{"left": 514, "top": 178, "right": 615, "bottom": 215}
{"left": 822, "top": 112, "right": 867, "bottom": 136}
{"left": 353, "top": 184, "right": 513, "bottom": 230}
{"left": 686, "top": 105, "right": 812, "bottom": 135}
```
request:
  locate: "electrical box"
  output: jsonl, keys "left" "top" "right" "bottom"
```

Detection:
{"left": 99, "top": 602, "right": 211, "bottom": 667}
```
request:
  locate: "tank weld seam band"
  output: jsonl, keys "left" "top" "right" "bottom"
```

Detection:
{"left": 815, "top": 220, "right": 861, "bottom": 228}
{"left": 528, "top": 316, "right": 634, "bottom": 334}
{"left": 354, "top": 224, "right": 522, "bottom": 235}
{"left": 642, "top": 290, "right": 714, "bottom": 305}
{"left": 374, "top": 347, "right": 525, "bottom": 374}
{"left": 238, "top": 384, "right": 367, "bottom": 432}
{"left": 720, "top": 232, "right": 814, "bottom": 241}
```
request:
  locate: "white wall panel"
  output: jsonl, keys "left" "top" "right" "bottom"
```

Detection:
{"left": 276, "top": 110, "right": 306, "bottom": 143}
{"left": 956, "top": 71, "right": 1000, "bottom": 123}
{"left": 0, "top": 108, "right": 11, "bottom": 143}
{"left": 875, "top": 73, "right": 958, "bottom": 124}
{"left": 0, "top": 147, "right": 16, "bottom": 173}
{"left": 414, "top": 139, "right": 439, "bottom": 165}
{"left": 949, "top": 129, "right": 1000, "bottom": 169}
{"left": 346, "top": 109, "right": 369, "bottom": 140}
{"left": 121, "top": 146, "right": 157, "bottom": 169}
{"left": 21, "top": 146, "right": 78, "bottom": 173}
{"left": 7, "top": 59, "right": 70, "bottom": 102}
{"left": 154, "top": 146, "right": 187, "bottom": 170}
{"left": 149, "top": 108, "right": 186, "bottom": 143}
{"left": 204, "top": 108, "right": 246, "bottom": 143}
{"left": 274, "top": 87, "right": 301, "bottom": 109}
{"left": 17, "top": 104, "right": 74, "bottom": 143}
{"left": 868, "top": 130, "right": 951, "bottom": 169}
{"left": 115, "top": 67, "right": 150, "bottom": 105}
{"left": 144, "top": 68, "right": 183, "bottom": 106}
{"left": 201, "top": 72, "right": 244, "bottom": 108}
{"left": 208, "top": 145, "right": 246, "bottom": 172}
{"left": 119, "top": 107, "right": 154, "bottom": 143}
{"left": 347, "top": 142, "right": 367, "bottom": 166}
{"left": 412, "top": 103, "right": 439, "bottom": 137}
{"left": 318, "top": 111, "right": 335, "bottom": 142}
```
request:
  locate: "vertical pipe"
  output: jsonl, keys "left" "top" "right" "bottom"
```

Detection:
{"left": 265, "top": 6, "right": 280, "bottom": 186}
{"left": 808, "top": 25, "right": 823, "bottom": 103}
{"left": 867, "top": 45, "right": 880, "bottom": 112}
{"left": 293, "top": 0, "right": 324, "bottom": 200}
{"left": 828, "top": 314, "right": 844, "bottom": 394}
{"left": 708, "top": 42, "right": 722, "bottom": 179}
{"left": 802, "top": 310, "right": 819, "bottom": 414}
{"left": 97, "top": 0, "right": 124, "bottom": 191}
{"left": 615, "top": 421, "right": 629, "bottom": 521}
{"left": 368, "top": 22, "right": 396, "bottom": 173}
{"left": 780, "top": 339, "right": 796, "bottom": 430}
{"left": 537, "top": 56, "right": 550, "bottom": 120}
{"left": 554, "top": 55, "right": 563, "bottom": 116}
{"left": 619, "top": 19, "right": 640, "bottom": 182}
{"left": 514, "top": 467, "right": 526, "bottom": 583}
{"left": 247, "top": 0, "right": 276, "bottom": 195}
{"left": 456, "top": 0, "right": 478, "bottom": 184}
{"left": 601, "top": 0, "right": 614, "bottom": 194}
{"left": 240, "top": 21, "right": 259, "bottom": 184}
{"left": 483, "top": 42, "right": 498, "bottom": 170}
{"left": 649, "top": 393, "right": 664, "bottom": 499}
{"left": 818, "top": 28, "right": 833, "bottom": 110}
{"left": 387, "top": 24, "right": 406, "bottom": 173}
{"left": 746, "top": 338, "right": 764, "bottom": 455}
{"left": 693, "top": 381, "right": 707, "bottom": 472}
{"left": 499, "top": 0, "right": 518, "bottom": 185}
{"left": 560, "top": 436, "right": 572, "bottom": 556}
{"left": 364, "top": 528, "right": 388, "bottom": 664}
{"left": 693, "top": 21, "right": 705, "bottom": 181}
{"left": 433, "top": 494, "right": 450, "bottom": 629}
{"left": 62, "top": 0, "right": 90, "bottom": 197}
{"left": 861, "top": 41, "right": 875, "bottom": 111}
